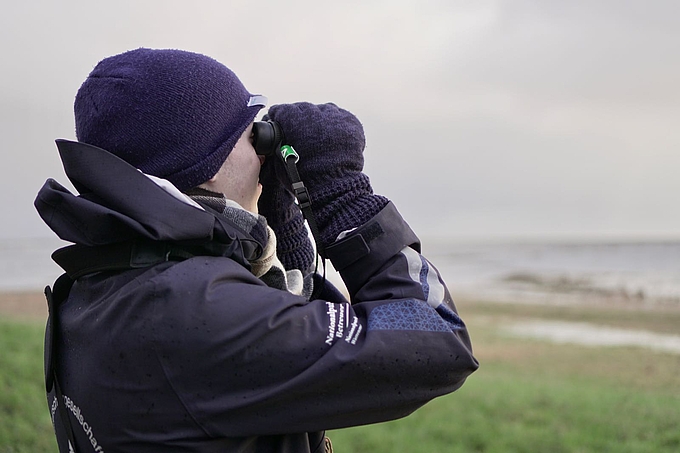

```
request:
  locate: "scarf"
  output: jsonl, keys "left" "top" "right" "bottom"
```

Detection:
{"left": 185, "top": 188, "right": 312, "bottom": 297}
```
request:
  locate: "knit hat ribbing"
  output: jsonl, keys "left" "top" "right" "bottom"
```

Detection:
{"left": 74, "top": 48, "right": 265, "bottom": 191}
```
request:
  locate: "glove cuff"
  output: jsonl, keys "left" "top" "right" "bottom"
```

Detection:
{"left": 309, "top": 173, "right": 390, "bottom": 248}
{"left": 259, "top": 188, "right": 315, "bottom": 272}
{"left": 274, "top": 212, "right": 315, "bottom": 272}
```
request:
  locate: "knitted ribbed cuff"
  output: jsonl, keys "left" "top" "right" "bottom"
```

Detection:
{"left": 259, "top": 188, "right": 315, "bottom": 272}
{"left": 308, "top": 173, "right": 390, "bottom": 248}
{"left": 274, "top": 211, "right": 315, "bottom": 272}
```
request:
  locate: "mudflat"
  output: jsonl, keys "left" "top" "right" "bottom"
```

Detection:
{"left": 0, "top": 291, "right": 48, "bottom": 322}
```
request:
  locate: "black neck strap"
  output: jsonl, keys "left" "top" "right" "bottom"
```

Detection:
{"left": 278, "top": 145, "right": 327, "bottom": 289}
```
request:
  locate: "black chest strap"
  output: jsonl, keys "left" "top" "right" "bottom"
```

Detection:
{"left": 51, "top": 240, "right": 196, "bottom": 280}
{"left": 45, "top": 275, "right": 77, "bottom": 452}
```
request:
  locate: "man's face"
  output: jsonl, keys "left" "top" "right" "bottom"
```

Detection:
{"left": 202, "top": 122, "right": 264, "bottom": 213}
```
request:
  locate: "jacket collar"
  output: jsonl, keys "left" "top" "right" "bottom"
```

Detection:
{"left": 35, "top": 140, "right": 263, "bottom": 262}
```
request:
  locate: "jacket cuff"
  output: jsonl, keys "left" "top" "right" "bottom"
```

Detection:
{"left": 325, "top": 202, "right": 420, "bottom": 295}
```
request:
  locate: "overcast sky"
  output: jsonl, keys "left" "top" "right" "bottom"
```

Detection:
{"left": 1, "top": 0, "right": 679, "bottom": 242}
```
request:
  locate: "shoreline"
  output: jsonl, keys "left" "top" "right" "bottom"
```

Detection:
{"left": 454, "top": 289, "right": 680, "bottom": 313}
{"left": 0, "top": 290, "right": 48, "bottom": 322}
{"left": 2, "top": 287, "right": 679, "bottom": 323}
{"left": 4, "top": 289, "right": 679, "bottom": 355}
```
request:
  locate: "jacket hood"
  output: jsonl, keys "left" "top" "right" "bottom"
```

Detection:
{"left": 35, "top": 140, "right": 263, "bottom": 260}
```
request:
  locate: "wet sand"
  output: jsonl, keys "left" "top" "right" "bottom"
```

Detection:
{"left": 0, "top": 291, "right": 48, "bottom": 322}
{"left": 3, "top": 288, "right": 679, "bottom": 355}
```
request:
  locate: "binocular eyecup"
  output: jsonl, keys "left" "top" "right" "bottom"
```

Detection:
{"left": 252, "top": 120, "right": 285, "bottom": 157}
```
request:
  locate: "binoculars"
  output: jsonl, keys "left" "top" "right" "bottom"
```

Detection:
{"left": 252, "top": 120, "right": 285, "bottom": 157}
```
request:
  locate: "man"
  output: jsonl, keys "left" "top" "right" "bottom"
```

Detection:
{"left": 35, "top": 48, "right": 478, "bottom": 453}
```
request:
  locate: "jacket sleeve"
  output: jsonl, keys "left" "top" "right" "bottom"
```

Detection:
{"left": 153, "top": 202, "right": 478, "bottom": 437}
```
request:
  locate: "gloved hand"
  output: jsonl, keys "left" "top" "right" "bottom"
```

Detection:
{"left": 264, "top": 102, "right": 389, "bottom": 251}
{"left": 257, "top": 157, "right": 314, "bottom": 273}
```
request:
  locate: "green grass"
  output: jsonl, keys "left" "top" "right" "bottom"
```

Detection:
{"left": 331, "top": 377, "right": 679, "bottom": 452}
{"left": 1, "top": 302, "right": 679, "bottom": 452}
{"left": 0, "top": 320, "right": 57, "bottom": 453}
{"left": 329, "top": 302, "right": 680, "bottom": 453}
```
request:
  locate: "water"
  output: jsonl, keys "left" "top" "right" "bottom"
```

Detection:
{"left": 423, "top": 240, "right": 680, "bottom": 306}
{"left": 2, "top": 238, "right": 680, "bottom": 307}
{"left": 504, "top": 320, "right": 680, "bottom": 355}
{"left": 0, "top": 237, "right": 68, "bottom": 291}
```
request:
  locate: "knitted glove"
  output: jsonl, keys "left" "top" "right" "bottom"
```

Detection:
{"left": 257, "top": 157, "right": 315, "bottom": 273}
{"left": 264, "top": 102, "right": 389, "bottom": 251}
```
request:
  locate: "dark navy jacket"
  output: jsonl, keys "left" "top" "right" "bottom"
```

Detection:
{"left": 35, "top": 140, "right": 478, "bottom": 452}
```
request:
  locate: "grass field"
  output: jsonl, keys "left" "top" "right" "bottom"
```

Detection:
{"left": 0, "top": 319, "right": 57, "bottom": 452}
{"left": 330, "top": 299, "right": 680, "bottom": 452}
{"left": 1, "top": 298, "right": 679, "bottom": 452}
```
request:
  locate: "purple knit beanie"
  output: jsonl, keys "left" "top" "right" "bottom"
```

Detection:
{"left": 74, "top": 48, "right": 266, "bottom": 191}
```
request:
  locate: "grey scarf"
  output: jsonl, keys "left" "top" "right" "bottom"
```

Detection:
{"left": 186, "top": 188, "right": 311, "bottom": 297}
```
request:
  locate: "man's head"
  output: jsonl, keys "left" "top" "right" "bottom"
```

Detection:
{"left": 198, "top": 121, "right": 264, "bottom": 214}
{"left": 74, "top": 48, "right": 266, "bottom": 192}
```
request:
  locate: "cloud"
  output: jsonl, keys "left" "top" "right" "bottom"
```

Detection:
{"left": 1, "top": 0, "right": 679, "bottom": 239}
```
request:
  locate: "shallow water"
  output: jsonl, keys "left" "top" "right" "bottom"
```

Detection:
{"left": 0, "top": 237, "right": 66, "bottom": 291}
{"left": 504, "top": 319, "right": 680, "bottom": 355}
{"left": 425, "top": 241, "right": 680, "bottom": 306}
